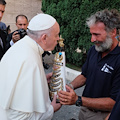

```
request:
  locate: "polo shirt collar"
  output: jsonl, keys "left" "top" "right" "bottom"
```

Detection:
{"left": 98, "top": 44, "right": 120, "bottom": 56}
{"left": 97, "top": 45, "right": 120, "bottom": 61}
{"left": 107, "top": 45, "right": 120, "bottom": 55}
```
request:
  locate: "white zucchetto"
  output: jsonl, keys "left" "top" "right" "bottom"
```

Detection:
{"left": 27, "top": 13, "right": 56, "bottom": 31}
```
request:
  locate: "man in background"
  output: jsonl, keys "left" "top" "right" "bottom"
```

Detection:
{"left": 105, "top": 89, "right": 120, "bottom": 120}
{"left": 0, "top": 0, "right": 8, "bottom": 60}
{"left": 0, "top": 21, "right": 6, "bottom": 30}
{"left": 6, "top": 14, "right": 28, "bottom": 47}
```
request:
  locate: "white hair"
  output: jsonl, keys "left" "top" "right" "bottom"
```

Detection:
{"left": 27, "top": 27, "right": 52, "bottom": 40}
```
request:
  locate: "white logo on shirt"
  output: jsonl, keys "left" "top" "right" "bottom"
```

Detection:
{"left": 101, "top": 63, "right": 114, "bottom": 74}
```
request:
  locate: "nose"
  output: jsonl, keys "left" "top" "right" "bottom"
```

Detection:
{"left": 21, "top": 25, "right": 25, "bottom": 29}
{"left": 91, "top": 35, "right": 96, "bottom": 43}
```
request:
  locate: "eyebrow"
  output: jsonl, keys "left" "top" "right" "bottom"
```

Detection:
{"left": 18, "top": 24, "right": 27, "bottom": 25}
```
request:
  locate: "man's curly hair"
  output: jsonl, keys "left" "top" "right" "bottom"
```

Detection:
{"left": 86, "top": 9, "right": 120, "bottom": 33}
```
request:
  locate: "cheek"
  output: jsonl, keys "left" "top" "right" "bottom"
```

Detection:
{"left": 96, "top": 34, "right": 106, "bottom": 42}
{"left": 50, "top": 40, "right": 56, "bottom": 46}
{"left": 47, "top": 36, "right": 57, "bottom": 48}
{"left": 1, "top": 13, "right": 3, "bottom": 17}
{"left": 101, "top": 36, "right": 107, "bottom": 42}
{"left": 51, "top": 37, "right": 56, "bottom": 43}
{"left": 54, "top": 39, "right": 58, "bottom": 46}
{"left": 101, "top": 32, "right": 107, "bottom": 39}
{"left": 17, "top": 26, "right": 21, "bottom": 29}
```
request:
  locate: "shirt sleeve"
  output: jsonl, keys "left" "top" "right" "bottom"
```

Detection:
{"left": 110, "top": 64, "right": 120, "bottom": 101}
{"left": 40, "top": 104, "right": 54, "bottom": 120}
{"left": 109, "top": 91, "right": 120, "bottom": 120}
{"left": 10, "top": 40, "right": 14, "bottom": 46}
{"left": 6, "top": 104, "right": 54, "bottom": 120}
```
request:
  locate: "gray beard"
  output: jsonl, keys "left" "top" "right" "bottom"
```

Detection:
{"left": 95, "top": 35, "right": 113, "bottom": 52}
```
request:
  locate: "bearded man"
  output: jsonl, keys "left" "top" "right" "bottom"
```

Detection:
{"left": 58, "top": 9, "right": 120, "bottom": 120}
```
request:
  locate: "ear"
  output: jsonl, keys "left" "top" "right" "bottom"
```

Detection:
{"left": 110, "top": 28, "right": 117, "bottom": 37}
{"left": 41, "top": 34, "right": 47, "bottom": 44}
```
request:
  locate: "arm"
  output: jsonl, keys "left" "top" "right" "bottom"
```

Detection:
{"left": 6, "top": 95, "right": 61, "bottom": 120}
{"left": 40, "top": 95, "right": 61, "bottom": 120}
{"left": 6, "top": 106, "right": 54, "bottom": 120}
{"left": 70, "top": 74, "right": 86, "bottom": 89}
{"left": 6, "top": 31, "right": 20, "bottom": 48}
{"left": 58, "top": 86, "right": 115, "bottom": 111}
{"left": 51, "top": 95, "right": 61, "bottom": 112}
{"left": 82, "top": 97, "right": 115, "bottom": 111}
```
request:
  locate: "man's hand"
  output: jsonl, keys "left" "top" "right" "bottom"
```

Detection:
{"left": 51, "top": 95, "right": 61, "bottom": 112}
{"left": 12, "top": 31, "right": 20, "bottom": 43}
{"left": 46, "top": 72, "right": 52, "bottom": 83}
{"left": 58, "top": 85, "right": 78, "bottom": 105}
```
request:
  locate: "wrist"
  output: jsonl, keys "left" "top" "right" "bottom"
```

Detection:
{"left": 75, "top": 96, "right": 82, "bottom": 107}
{"left": 68, "top": 83, "right": 74, "bottom": 90}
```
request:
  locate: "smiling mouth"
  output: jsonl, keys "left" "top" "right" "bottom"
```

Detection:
{"left": 95, "top": 43, "right": 101, "bottom": 46}
{"left": 93, "top": 41, "right": 103, "bottom": 45}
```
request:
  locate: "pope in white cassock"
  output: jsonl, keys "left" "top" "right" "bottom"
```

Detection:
{"left": 0, "top": 13, "right": 61, "bottom": 120}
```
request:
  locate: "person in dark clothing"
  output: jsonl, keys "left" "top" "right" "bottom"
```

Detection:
{"left": 58, "top": 9, "right": 120, "bottom": 120}
{"left": 0, "top": 0, "right": 8, "bottom": 60}
{"left": 0, "top": 21, "right": 6, "bottom": 30}
{"left": 105, "top": 42, "right": 120, "bottom": 120}
{"left": 106, "top": 90, "right": 120, "bottom": 120}
{"left": 6, "top": 14, "right": 28, "bottom": 48}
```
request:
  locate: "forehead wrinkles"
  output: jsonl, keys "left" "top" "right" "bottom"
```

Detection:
{"left": 90, "top": 22, "right": 106, "bottom": 34}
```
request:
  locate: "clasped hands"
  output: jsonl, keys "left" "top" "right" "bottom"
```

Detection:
{"left": 46, "top": 73, "right": 78, "bottom": 105}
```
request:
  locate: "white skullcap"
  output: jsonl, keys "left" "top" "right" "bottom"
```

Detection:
{"left": 27, "top": 13, "right": 56, "bottom": 31}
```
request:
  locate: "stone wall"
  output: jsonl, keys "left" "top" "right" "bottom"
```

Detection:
{"left": 2, "top": 0, "right": 42, "bottom": 32}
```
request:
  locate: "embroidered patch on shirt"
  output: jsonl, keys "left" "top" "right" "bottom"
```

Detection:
{"left": 101, "top": 63, "right": 114, "bottom": 74}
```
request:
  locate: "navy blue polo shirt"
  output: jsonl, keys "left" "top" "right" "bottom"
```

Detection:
{"left": 82, "top": 45, "right": 120, "bottom": 101}
{"left": 108, "top": 90, "right": 120, "bottom": 120}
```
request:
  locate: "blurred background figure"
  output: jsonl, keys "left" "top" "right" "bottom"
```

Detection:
{"left": 6, "top": 14, "right": 28, "bottom": 47}
{"left": 0, "top": 21, "right": 6, "bottom": 30}
{"left": 0, "top": 0, "right": 9, "bottom": 60}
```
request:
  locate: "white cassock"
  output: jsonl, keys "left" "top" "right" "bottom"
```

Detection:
{"left": 0, "top": 36, "right": 53, "bottom": 120}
